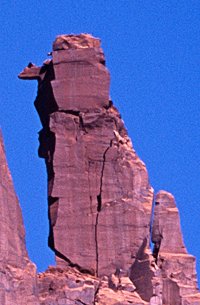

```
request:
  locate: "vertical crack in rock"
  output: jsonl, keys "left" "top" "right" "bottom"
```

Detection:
{"left": 95, "top": 213, "right": 100, "bottom": 277}
{"left": 97, "top": 141, "right": 113, "bottom": 213}
{"left": 95, "top": 140, "right": 113, "bottom": 276}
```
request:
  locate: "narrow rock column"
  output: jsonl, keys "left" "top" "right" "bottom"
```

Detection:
{"left": 152, "top": 191, "right": 199, "bottom": 303}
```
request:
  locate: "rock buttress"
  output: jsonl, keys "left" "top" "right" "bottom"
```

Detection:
{"left": 18, "top": 34, "right": 153, "bottom": 277}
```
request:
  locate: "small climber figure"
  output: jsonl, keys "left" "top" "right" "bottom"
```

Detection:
{"left": 151, "top": 201, "right": 163, "bottom": 263}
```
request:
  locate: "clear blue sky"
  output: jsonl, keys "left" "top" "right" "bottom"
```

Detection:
{"left": 0, "top": 0, "right": 200, "bottom": 282}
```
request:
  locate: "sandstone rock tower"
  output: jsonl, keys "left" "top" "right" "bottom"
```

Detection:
{"left": 12, "top": 33, "right": 200, "bottom": 304}
{"left": 19, "top": 34, "right": 153, "bottom": 277}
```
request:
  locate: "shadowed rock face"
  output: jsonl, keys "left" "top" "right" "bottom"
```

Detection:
{"left": 15, "top": 33, "right": 200, "bottom": 304}
{"left": 18, "top": 34, "right": 153, "bottom": 277}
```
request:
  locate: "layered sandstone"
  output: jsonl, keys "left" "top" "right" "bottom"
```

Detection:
{"left": 7, "top": 33, "right": 200, "bottom": 304}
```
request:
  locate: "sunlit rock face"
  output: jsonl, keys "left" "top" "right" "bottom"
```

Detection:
{"left": 16, "top": 33, "right": 200, "bottom": 304}
{"left": 152, "top": 191, "right": 187, "bottom": 255}
{"left": 0, "top": 132, "right": 28, "bottom": 267}
{"left": 19, "top": 34, "right": 153, "bottom": 277}
{"left": 0, "top": 133, "right": 38, "bottom": 305}
{"left": 152, "top": 191, "right": 200, "bottom": 304}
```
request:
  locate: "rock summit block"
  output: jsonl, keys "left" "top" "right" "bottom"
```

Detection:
{"left": 52, "top": 34, "right": 110, "bottom": 112}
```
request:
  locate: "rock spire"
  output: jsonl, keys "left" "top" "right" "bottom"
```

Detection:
{"left": 6, "top": 32, "right": 199, "bottom": 304}
{"left": 19, "top": 34, "right": 153, "bottom": 277}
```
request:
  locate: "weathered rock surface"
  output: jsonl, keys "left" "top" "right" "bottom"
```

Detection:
{"left": 152, "top": 191, "right": 187, "bottom": 256}
{"left": 19, "top": 34, "right": 154, "bottom": 278}
{"left": 152, "top": 191, "right": 200, "bottom": 304}
{"left": 0, "top": 32, "right": 196, "bottom": 304}
{"left": 0, "top": 132, "right": 38, "bottom": 305}
{"left": 38, "top": 266, "right": 146, "bottom": 305}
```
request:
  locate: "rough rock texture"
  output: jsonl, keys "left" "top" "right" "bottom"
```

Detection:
{"left": 19, "top": 34, "right": 153, "bottom": 278}
{"left": 0, "top": 132, "right": 38, "bottom": 305}
{"left": 38, "top": 266, "right": 146, "bottom": 305}
{"left": 152, "top": 191, "right": 200, "bottom": 304}
{"left": 152, "top": 191, "right": 187, "bottom": 256}
{"left": 1, "top": 32, "right": 197, "bottom": 304}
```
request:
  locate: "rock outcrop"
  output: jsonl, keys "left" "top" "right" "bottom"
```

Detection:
{"left": 0, "top": 132, "right": 38, "bottom": 305}
{"left": 0, "top": 33, "right": 197, "bottom": 304}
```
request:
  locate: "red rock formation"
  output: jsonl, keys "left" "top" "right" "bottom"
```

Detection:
{"left": 37, "top": 266, "right": 145, "bottom": 305}
{"left": 9, "top": 33, "right": 200, "bottom": 304}
{"left": 152, "top": 191, "right": 187, "bottom": 256}
{"left": 18, "top": 34, "right": 153, "bottom": 278}
{"left": 152, "top": 191, "right": 200, "bottom": 304}
{"left": 0, "top": 131, "right": 38, "bottom": 305}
